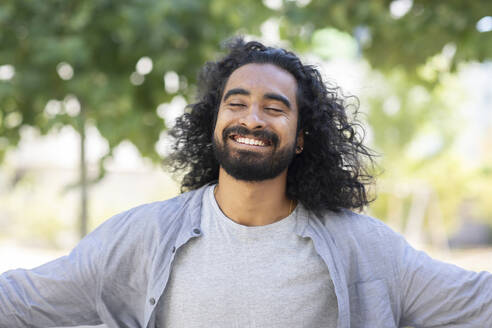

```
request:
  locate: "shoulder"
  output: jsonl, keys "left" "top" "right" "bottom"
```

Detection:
{"left": 90, "top": 188, "right": 203, "bottom": 240}
{"left": 313, "top": 208, "right": 405, "bottom": 267}
{"left": 312, "top": 208, "right": 405, "bottom": 284}
{"left": 121, "top": 191, "right": 191, "bottom": 223}
{"left": 318, "top": 208, "right": 400, "bottom": 241}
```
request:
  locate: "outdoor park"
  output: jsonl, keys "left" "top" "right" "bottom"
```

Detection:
{"left": 0, "top": 1, "right": 492, "bottom": 326}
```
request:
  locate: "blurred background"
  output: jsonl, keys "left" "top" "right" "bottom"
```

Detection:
{"left": 1, "top": 0, "right": 492, "bottom": 284}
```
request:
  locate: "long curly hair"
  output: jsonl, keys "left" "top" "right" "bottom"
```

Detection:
{"left": 166, "top": 37, "right": 376, "bottom": 212}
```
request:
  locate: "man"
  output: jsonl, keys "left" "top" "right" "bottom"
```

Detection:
{"left": 1, "top": 38, "right": 491, "bottom": 327}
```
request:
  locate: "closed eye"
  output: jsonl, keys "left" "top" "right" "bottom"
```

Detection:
{"left": 229, "top": 103, "right": 246, "bottom": 107}
{"left": 266, "top": 107, "right": 283, "bottom": 112}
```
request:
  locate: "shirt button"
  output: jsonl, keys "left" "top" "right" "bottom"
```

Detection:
{"left": 193, "top": 228, "right": 201, "bottom": 235}
{"left": 149, "top": 297, "right": 156, "bottom": 305}
{"left": 172, "top": 246, "right": 176, "bottom": 253}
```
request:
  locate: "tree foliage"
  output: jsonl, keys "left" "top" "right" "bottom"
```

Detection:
{"left": 0, "top": 0, "right": 270, "bottom": 164}
{"left": 277, "top": 0, "right": 492, "bottom": 227}
{"left": 2, "top": 0, "right": 491, "bottom": 165}
{"left": 2, "top": 1, "right": 491, "bottom": 239}
{"left": 282, "top": 0, "right": 492, "bottom": 74}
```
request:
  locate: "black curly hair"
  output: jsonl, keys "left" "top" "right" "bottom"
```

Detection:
{"left": 166, "top": 37, "right": 376, "bottom": 212}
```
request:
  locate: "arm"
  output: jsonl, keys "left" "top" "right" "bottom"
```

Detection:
{"left": 0, "top": 229, "right": 104, "bottom": 327}
{"left": 397, "top": 235, "right": 492, "bottom": 327}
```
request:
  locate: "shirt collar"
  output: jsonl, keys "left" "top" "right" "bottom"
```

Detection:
{"left": 178, "top": 182, "right": 311, "bottom": 243}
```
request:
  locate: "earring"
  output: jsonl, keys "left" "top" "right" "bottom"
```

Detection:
{"left": 296, "top": 146, "right": 303, "bottom": 154}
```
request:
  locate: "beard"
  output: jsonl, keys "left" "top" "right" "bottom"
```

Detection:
{"left": 212, "top": 125, "right": 296, "bottom": 181}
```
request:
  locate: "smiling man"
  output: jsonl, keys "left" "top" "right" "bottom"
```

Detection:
{"left": 211, "top": 63, "right": 302, "bottom": 226}
{"left": 1, "top": 38, "right": 492, "bottom": 328}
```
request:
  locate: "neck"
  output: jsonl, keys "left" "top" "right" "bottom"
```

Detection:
{"left": 214, "top": 167, "right": 294, "bottom": 226}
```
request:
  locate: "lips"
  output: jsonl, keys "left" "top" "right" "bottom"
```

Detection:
{"left": 223, "top": 126, "right": 278, "bottom": 148}
{"left": 229, "top": 135, "right": 271, "bottom": 147}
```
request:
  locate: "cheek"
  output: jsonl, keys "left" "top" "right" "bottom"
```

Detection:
{"left": 279, "top": 118, "right": 297, "bottom": 135}
{"left": 214, "top": 108, "right": 234, "bottom": 131}
{"left": 280, "top": 120, "right": 299, "bottom": 145}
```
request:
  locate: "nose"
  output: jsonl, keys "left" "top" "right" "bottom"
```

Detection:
{"left": 238, "top": 104, "right": 265, "bottom": 130}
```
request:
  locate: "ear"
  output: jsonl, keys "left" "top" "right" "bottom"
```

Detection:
{"left": 295, "top": 129, "right": 304, "bottom": 154}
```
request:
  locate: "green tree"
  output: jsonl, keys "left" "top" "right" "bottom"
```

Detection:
{"left": 0, "top": 0, "right": 270, "bottom": 236}
{"left": 281, "top": 0, "right": 492, "bottom": 75}
{"left": 277, "top": 0, "right": 492, "bottom": 235}
{"left": 2, "top": 0, "right": 492, "bottom": 240}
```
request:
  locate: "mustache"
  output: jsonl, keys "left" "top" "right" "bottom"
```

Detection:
{"left": 222, "top": 126, "right": 279, "bottom": 146}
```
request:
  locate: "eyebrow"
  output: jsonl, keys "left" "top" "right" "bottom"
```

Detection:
{"left": 223, "top": 88, "right": 292, "bottom": 109}
{"left": 223, "top": 88, "right": 250, "bottom": 101}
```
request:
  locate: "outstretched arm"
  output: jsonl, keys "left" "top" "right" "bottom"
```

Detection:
{"left": 0, "top": 230, "right": 104, "bottom": 327}
{"left": 397, "top": 235, "right": 492, "bottom": 327}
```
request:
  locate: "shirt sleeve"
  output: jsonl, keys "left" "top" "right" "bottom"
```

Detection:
{"left": 397, "top": 234, "right": 492, "bottom": 327}
{"left": 0, "top": 226, "right": 105, "bottom": 327}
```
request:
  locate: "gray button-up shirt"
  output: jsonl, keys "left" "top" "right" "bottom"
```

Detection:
{"left": 1, "top": 185, "right": 492, "bottom": 327}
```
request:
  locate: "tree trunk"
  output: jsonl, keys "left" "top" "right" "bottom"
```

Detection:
{"left": 79, "top": 106, "right": 88, "bottom": 238}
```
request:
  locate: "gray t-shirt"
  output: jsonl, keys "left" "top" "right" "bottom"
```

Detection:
{"left": 157, "top": 185, "right": 338, "bottom": 327}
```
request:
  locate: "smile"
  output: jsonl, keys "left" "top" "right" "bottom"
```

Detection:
{"left": 229, "top": 135, "right": 271, "bottom": 147}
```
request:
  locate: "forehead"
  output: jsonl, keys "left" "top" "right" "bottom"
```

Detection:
{"left": 223, "top": 63, "right": 298, "bottom": 105}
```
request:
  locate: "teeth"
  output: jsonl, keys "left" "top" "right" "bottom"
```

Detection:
{"left": 235, "top": 136, "right": 266, "bottom": 146}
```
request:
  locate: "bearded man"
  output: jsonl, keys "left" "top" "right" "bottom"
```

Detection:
{"left": 1, "top": 38, "right": 491, "bottom": 328}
